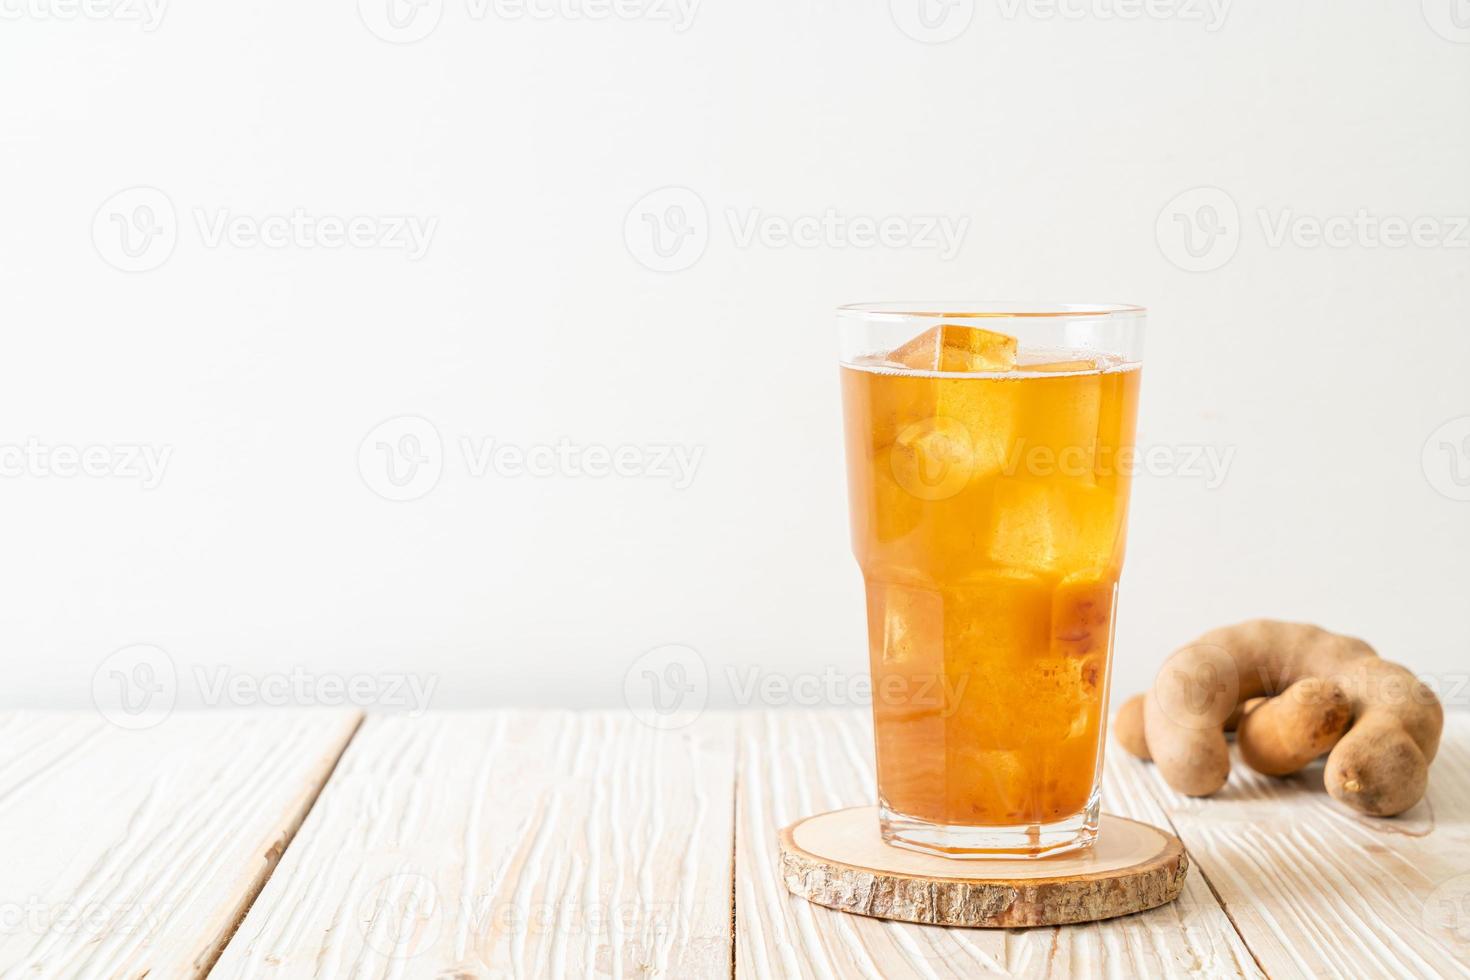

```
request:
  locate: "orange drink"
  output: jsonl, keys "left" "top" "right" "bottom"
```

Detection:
{"left": 837, "top": 303, "right": 1144, "bottom": 857}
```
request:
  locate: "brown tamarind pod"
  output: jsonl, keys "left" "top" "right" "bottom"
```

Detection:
{"left": 1322, "top": 660, "right": 1442, "bottom": 816}
{"left": 1113, "top": 694, "right": 1150, "bottom": 760}
{"left": 1138, "top": 620, "right": 1442, "bottom": 816}
{"left": 1223, "top": 697, "right": 1265, "bottom": 733}
{"left": 1143, "top": 636, "right": 1241, "bottom": 797}
{"left": 1325, "top": 719, "right": 1429, "bottom": 817}
{"left": 1237, "top": 678, "right": 1351, "bottom": 776}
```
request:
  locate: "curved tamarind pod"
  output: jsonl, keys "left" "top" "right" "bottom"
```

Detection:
{"left": 1144, "top": 620, "right": 1373, "bottom": 799}
{"left": 1143, "top": 619, "right": 1443, "bottom": 816}
{"left": 1237, "top": 678, "right": 1351, "bottom": 776}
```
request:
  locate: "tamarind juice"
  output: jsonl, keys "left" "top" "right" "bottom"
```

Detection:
{"left": 838, "top": 311, "right": 1143, "bottom": 857}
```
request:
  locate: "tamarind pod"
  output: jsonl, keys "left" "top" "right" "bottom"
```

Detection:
{"left": 1237, "top": 678, "right": 1352, "bottom": 776}
{"left": 1143, "top": 619, "right": 1442, "bottom": 815}
{"left": 1325, "top": 717, "right": 1429, "bottom": 817}
{"left": 1143, "top": 620, "right": 1371, "bottom": 798}
{"left": 1321, "top": 660, "right": 1442, "bottom": 816}
{"left": 1143, "top": 629, "right": 1252, "bottom": 796}
{"left": 1144, "top": 690, "right": 1231, "bottom": 797}
{"left": 1113, "top": 694, "right": 1150, "bottom": 760}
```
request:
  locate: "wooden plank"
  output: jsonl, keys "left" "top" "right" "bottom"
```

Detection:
{"left": 735, "top": 710, "right": 1261, "bottom": 979}
{"left": 0, "top": 709, "right": 360, "bottom": 979}
{"left": 1111, "top": 712, "right": 1470, "bottom": 979}
{"left": 210, "top": 711, "right": 736, "bottom": 978}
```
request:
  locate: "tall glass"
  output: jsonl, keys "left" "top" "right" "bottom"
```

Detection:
{"left": 837, "top": 302, "right": 1144, "bottom": 858}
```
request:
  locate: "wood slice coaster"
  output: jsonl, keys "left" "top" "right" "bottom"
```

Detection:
{"left": 779, "top": 807, "right": 1187, "bottom": 928}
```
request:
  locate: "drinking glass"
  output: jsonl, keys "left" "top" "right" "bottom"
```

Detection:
{"left": 837, "top": 302, "right": 1145, "bottom": 857}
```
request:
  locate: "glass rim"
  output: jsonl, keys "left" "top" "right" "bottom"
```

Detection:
{"left": 837, "top": 301, "right": 1146, "bottom": 320}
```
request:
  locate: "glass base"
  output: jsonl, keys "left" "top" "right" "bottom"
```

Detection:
{"left": 879, "top": 792, "right": 1100, "bottom": 859}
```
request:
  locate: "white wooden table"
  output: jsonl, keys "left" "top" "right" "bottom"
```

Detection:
{"left": 2, "top": 709, "right": 1467, "bottom": 979}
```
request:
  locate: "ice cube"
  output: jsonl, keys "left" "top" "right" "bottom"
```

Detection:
{"left": 866, "top": 457, "right": 923, "bottom": 544}
{"left": 933, "top": 383, "right": 1016, "bottom": 481}
{"left": 891, "top": 324, "right": 1018, "bottom": 373}
{"left": 844, "top": 366, "right": 936, "bottom": 454}
{"left": 935, "top": 575, "right": 1052, "bottom": 748}
{"left": 986, "top": 480, "right": 1122, "bottom": 574}
{"left": 986, "top": 479, "right": 1065, "bottom": 571}
{"left": 889, "top": 417, "right": 974, "bottom": 501}
{"left": 866, "top": 581, "right": 943, "bottom": 668}
{"left": 940, "top": 574, "right": 1051, "bottom": 658}
{"left": 1011, "top": 371, "right": 1103, "bottom": 484}
{"left": 866, "top": 581, "right": 948, "bottom": 802}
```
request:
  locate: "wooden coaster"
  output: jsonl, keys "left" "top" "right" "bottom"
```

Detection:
{"left": 779, "top": 807, "right": 1187, "bottom": 928}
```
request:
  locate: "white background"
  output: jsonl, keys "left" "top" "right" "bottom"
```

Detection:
{"left": 1, "top": 0, "right": 1467, "bottom": 718}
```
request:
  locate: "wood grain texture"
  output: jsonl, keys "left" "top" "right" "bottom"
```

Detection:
{"left": 736, "top": 710, "right": 1263, "bottom": 979}
{"left": 0, "top": 710, "right": 360, "bottom": 980}
{"left": 13, "top": 706, "right": 1462, "bottom": 977}
{"left": 1110, "top": 711, "right": 1470, "bottom": 979}
{"left": 779, "top": 809, "right": 1187, "bottom": 927}
{"left": 210, "top": 711, "right": 735, "bottom": 979}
